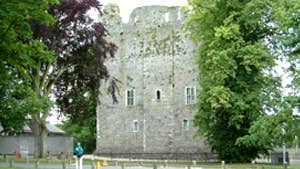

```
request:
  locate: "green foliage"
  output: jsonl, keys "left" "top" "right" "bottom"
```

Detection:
{"left": 0, "top": 0, "right": 116, "bottom": 157}
{"left": 50, "top": 0, "right": 118, "bottom": 153}
{"left": 238, "top": 95, "right": 300, "bottom": 149}
{"left": 186, "top": 0, "right": 282, "bottom": 162}
{"left": 0, "top": 84, "right": 32, "bottom": 132}
{"left": 0, "top": 0, "right": 56, "bottom": 132}
{"left": 59, "top": 119, "right": 96, "bottom": 153}
{"left": 234, "top": 0, "right": 300, "bottom": 160}
{"left": 272, "top": 1, "right": 300, "bottom": 89}
{"left": 57, "top": 74, "right": 97, "bottom": 153}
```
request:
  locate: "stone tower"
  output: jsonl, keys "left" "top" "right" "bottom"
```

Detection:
{"left": 96, "top": 5, "right": 211, "bottom": 160}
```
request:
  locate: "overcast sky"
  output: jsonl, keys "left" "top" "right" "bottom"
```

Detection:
{"left": 99, "top": 0, "right": 188, "bottom": 22}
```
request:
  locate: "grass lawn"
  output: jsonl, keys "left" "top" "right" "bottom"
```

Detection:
{"left": 220, "top": 163, "right": 299, "bottom": 169}
{"left": 0, "top": 158, "right": 73, "bottom": 164}
{"left": 0, "top": 167, "right": 36, "bottom": 169}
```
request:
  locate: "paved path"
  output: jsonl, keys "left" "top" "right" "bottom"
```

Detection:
{"left": 0, "top": 161, "right": 92, "bottom": 169}
{"left": 0, "top": 162, "right": 212, "bottom": 169}
{"left": 0, "top": 162, "right": 161, "bottom": 169}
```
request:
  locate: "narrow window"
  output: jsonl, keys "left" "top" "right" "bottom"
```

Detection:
{"left": 191, "top": 87, "right": 195, "bottom": 102}
{"left": 177, "top": 11, "right": 181, "bottom": 20}
{"left": 134, "top": 17, "right": 138, "bottom": 23}
{"left": 183, "top": 119, "right": 189, "bottom": 130}
{"left": 165, "top": 12, "right": 169, "bottom": 22}
{"left": 156, "top": 90, "right": 161, "bottom": 100}
{"left": 185, "top": 87, "right": 196, "bottom": 105}
{"left": 125, "top": 89, "right": 134, "bottom": 106}
{"left": 133, "top": 120, "right": 139, "bottom": 132}
{"left": 186, "top": 87, "right": 191, "bottom": 104}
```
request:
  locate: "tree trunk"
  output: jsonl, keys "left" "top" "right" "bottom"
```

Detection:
{"left": 29, "top": 117, "right": 48, "bottom": 158}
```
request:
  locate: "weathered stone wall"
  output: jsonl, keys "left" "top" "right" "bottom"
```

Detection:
{"left": 0, "top": 136, "right": 73, "bottom": 157}
{"left": 96, "top": 5, "right": 211, "bottom": 159}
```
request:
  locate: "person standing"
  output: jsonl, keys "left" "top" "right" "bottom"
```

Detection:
{"left": 74, "top": 142, "right": 84, "bottom": 169}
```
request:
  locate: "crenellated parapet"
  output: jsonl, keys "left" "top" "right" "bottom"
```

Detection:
{"left": 128, "top": 6, "right": 184, "bottom": 25}
{"left": 102, "top": 5, "right": 191, "bottom": 59}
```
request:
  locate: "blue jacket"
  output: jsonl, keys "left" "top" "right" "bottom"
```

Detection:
{"left": 74, "top": 145, "right": 84, "bottom": 157}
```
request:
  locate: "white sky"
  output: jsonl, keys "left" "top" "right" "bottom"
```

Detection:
{"left": 99, "top": 0, "right": 188, "bottom": 22}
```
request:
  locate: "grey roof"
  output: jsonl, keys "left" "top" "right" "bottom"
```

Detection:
{"left": 23, "top": 125, "right": 31, "bottom": 133}
{"left": 46, "top": 123, "right": 65, "bottom": 134}
{"left": 22, "top": 123, "right": 65, "bottom": 134}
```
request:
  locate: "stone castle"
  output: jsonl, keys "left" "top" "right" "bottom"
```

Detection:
{"left": 96, "top": 4, "right": 211, "bottom": 160}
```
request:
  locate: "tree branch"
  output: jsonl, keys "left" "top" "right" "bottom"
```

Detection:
{"left": 40, "top": 62, "right": 51, "bottom": 92}
{"left": 33, "top": 59, "right": 41, "bottom": 93}
{"left": 45, "top": 65, "right": 66, "bottom": 97}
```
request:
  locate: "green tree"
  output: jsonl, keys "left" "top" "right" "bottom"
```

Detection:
{"left": 237, "top": 0, "right": 300, "bottom": 153}
{"left": 186, "top": 0, "right": 281, "bottom": 162}
{"left": 272, "top": 0, "right": 300, "bottom": 91}
{"left": 26, "top": 0, "right": 117, "bottom": 157}
{"left": 237, "top": 96, "right": 300, "bottom": 151}
{"left": 55, "top": 56, "right": 103, "bottom": 153}
{"left": 0, "top": 0, "right": 56, "bottom": 133}
{"left": 59, "top": 119, "right": 96, "bottom": 153}
{"left": 0, "top": 0, "right": 116, "bottom": 158}
{"left": 50, "top": 1, "right": 119, "bottom": 153}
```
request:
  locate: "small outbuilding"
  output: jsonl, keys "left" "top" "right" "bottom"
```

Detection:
{"left": 0, "top": 123, "right": 73, "bottom": 158}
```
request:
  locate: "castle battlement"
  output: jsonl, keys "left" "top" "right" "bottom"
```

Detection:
{"left": 128, "top": 6, "right": 184, "bottom": 25}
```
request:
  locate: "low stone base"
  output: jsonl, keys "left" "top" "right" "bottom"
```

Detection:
{"left": 96, "top": 152, "right": 218, "bottom": 161}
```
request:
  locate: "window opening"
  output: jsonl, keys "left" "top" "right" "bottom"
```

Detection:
{"left": 183, "top": 119, "right": 189, "bottom": 130}
{"left": 133, "top": 120, "right": 139, "bottom": 132}
{"left": 156, "top": 90, "right": 161, "bottom": 100}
